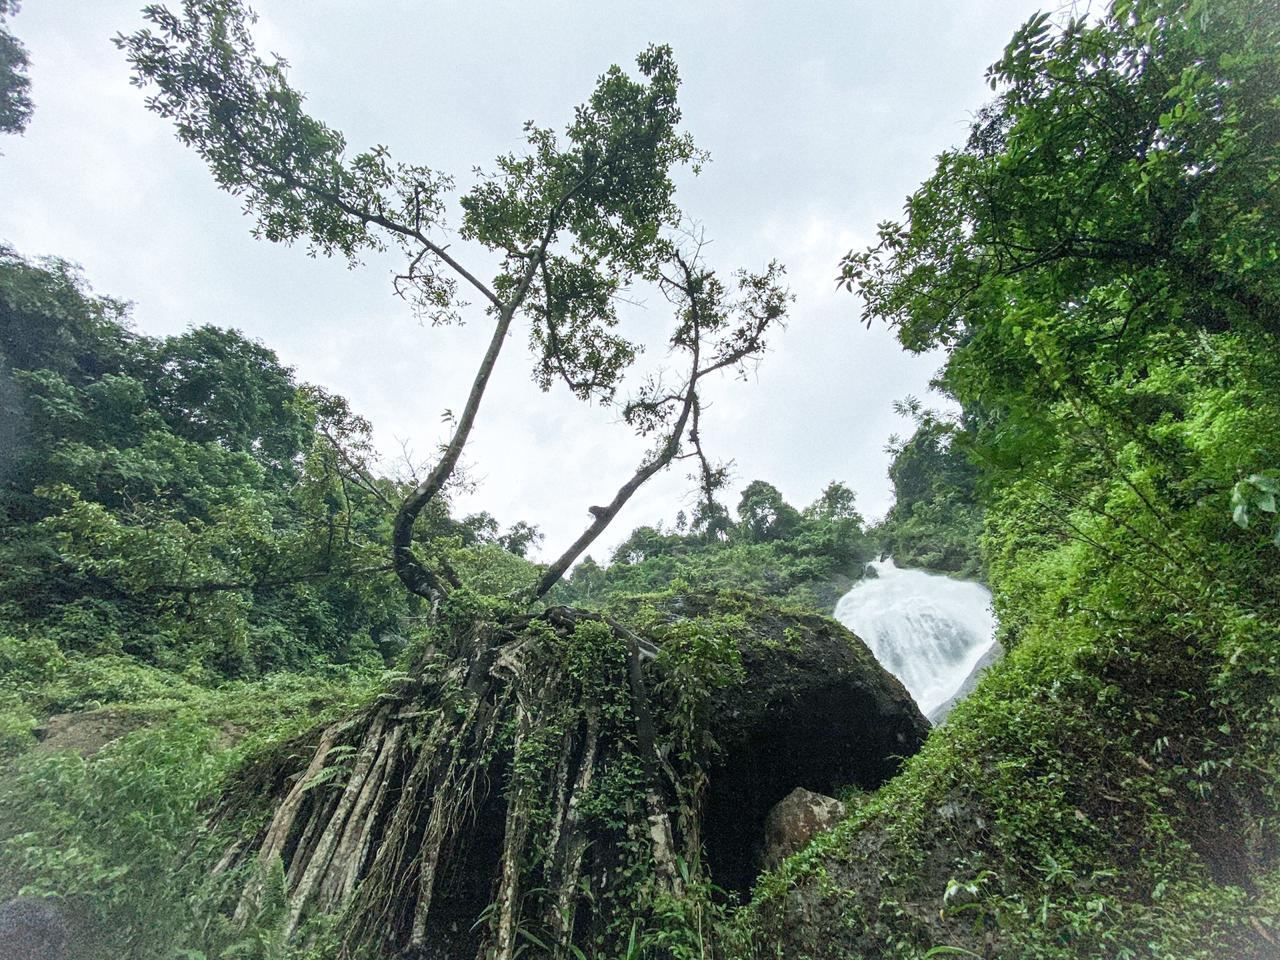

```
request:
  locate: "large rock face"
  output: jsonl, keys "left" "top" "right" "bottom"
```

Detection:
{"left": 677, "top": 593, "right": 930, "bottom": 893}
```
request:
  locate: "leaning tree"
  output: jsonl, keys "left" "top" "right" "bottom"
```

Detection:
{"left": 118, "top": 3, "right": 792, "bottom": 957}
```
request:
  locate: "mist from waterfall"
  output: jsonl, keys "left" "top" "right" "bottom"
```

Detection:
{"left": 833, "top": 558, "right": 997, "bottom": 717}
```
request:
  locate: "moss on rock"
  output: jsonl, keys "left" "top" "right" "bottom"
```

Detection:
{"left": 741, "top": 619, "right": 1280, "bottom": 960}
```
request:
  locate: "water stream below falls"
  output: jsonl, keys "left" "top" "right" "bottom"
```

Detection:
{"left": 833, "top": 558, "right": 997, "bottom": 719}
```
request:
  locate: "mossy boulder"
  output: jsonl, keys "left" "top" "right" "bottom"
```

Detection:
{"left": 637, "top": 592, "right": 929, "bottom": 893}
{"left": 763, "top": 788, "right": 847, "bottom": 871}
{"left": 196, "top": 590, "right": 927, "bottom": 959}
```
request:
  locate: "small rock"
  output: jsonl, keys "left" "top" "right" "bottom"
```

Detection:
{"left": 0, "top": 897, "right": 70, "bottom": 960}
{"left": 35, "top": 709, "right": 144, "bottom": 757}
{"left": 763, "top": 787, "right": 846, "bottom": 870}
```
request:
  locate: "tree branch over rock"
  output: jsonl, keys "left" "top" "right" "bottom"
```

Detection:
{"left": 533, "top": 250, "right": 789, "bottom": 599}
{"left": 119, "top": 0, "right": 788, "bottom": 606}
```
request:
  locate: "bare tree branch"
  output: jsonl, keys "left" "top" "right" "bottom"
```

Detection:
{"left": 530, "top": 249, "right": 786, "bottom": 599}
{"left": 392, "top": 177, "right": 592, "bottom": 600}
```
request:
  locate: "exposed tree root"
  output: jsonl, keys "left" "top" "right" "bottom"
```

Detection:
{"left": 213, "top": 607, "right": 711, "bottom": 960}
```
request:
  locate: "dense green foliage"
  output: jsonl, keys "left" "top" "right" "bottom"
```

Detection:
{"left": 555, "top": 480, "right": 877, "bottom": 614}
{"left": 745, "top": 1, "right": 1280, "bottom": 956}
{"left": 0, "top": 653, "right": 384, "bottom": 959}
{"left": 4, "top": 0, "right": 1279, "bottom": 958}
{"left": 875, "top": 400, "right": 984, "bottom": 577}
{"left": 0, "top": 248, "right": 412, "bottom": 679}
{"left": 0, "top": 248, "right": 550, "bottom": 710}
{"left": 0, "top": 1, "right": 31, "bottom": 138}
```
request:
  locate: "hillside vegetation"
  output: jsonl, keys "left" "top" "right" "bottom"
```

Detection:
{"left": 1, "top": 0, "right": 1278, "bottom": 958}
{"left": 747, "top": 1, "right": 1280, "bottom": 956}
{"left": 0, "top": 246, "right": 883, "bottom": 959}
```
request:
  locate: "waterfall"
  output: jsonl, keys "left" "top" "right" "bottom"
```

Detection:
{"left": 833, "top": 558, "right": 997, "bottom": 719}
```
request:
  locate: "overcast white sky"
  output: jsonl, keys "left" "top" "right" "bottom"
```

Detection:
{"left": 0, "top": 1, "right": 1044, "bottom": 561}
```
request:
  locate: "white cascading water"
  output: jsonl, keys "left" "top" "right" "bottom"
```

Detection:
{"left": 833, "top": 558, "right": 997, "bottom": 718}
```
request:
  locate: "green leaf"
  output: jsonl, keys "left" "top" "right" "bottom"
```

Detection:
{"left": 1248, "top": 473, "right": 1280, "bottom": 494}
{"left": 1231, "top": 486, "right": 1250, "bottom": 528}
{"left": 299, "top": 765, "right": 346, "bottom": 792}
{"left": 517, "top": 928, "right": 551, "bottom": 952}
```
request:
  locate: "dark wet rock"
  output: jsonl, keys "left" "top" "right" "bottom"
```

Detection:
{"left": 651, "top": 593, "right": 931, "bottom": 895}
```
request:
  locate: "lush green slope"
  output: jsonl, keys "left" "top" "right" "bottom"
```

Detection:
{"left": 745, "top": 1, "right": 1280, "bottom": 956}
